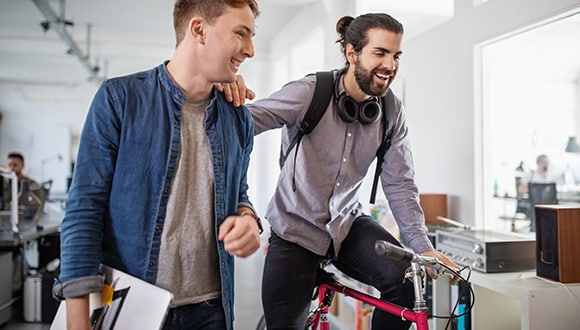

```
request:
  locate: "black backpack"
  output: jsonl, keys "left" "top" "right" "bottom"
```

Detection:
{"left": 279, "top": 71, "right": 396, "bottom": 204}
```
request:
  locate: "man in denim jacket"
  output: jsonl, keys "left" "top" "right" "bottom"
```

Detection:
{"left": 53, "top": 1, "right": 262, "bottom": 329}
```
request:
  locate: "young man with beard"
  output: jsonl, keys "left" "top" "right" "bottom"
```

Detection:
{"left": 225, "top": 13, "right": 459, "bottom": 329}
{"left": 54, "top": 1, "right": 262, "bottom": 329}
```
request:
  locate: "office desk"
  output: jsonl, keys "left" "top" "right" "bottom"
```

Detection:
{"left": 433, "top": 270, "right": 580, "bottom": 330}
{"left": 0, "top": 211, "right": 63, "bottom": 324}
{"left": 0, "top": 211, "right": 63, "bottom": 248}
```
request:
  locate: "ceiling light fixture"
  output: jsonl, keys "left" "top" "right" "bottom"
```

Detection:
{"left": 31, "top": 0, "right": 104, "bottom": 82}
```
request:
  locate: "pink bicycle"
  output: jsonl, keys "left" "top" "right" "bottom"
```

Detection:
{"left": 256, "top": 240, "right": 473, "bottom": 330}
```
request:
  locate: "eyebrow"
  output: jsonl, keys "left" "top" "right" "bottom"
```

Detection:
{"left": 238, "top": 25, "right": 255, "bottom": 37}
{"left": 373, "top": 46, "right": 403, "bottom": 56}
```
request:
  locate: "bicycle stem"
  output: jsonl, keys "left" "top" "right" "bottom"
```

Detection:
{"left": 410, "top": 263, "right": 428, "bottom": 312}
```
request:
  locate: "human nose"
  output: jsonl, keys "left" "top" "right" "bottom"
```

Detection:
{"left": 383, "top": 56, "right": 397, "bottom": 71}
{"left": 243, "top": 39, "right": 254, "bottom": 59}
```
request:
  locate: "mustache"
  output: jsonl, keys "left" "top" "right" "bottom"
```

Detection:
{"left": 373, "top": 68, "right": 396, "bottom": 76}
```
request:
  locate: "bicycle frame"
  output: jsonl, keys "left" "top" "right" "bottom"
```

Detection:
{"left": 309, "top": 263, "right": 429, "bottom": 330}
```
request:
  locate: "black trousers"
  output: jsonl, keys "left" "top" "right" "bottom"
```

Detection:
{"left": 261, "top": 216, "right": 414, "bottom": 329}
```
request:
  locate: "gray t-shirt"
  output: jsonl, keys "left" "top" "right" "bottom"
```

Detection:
{"left": 154, "top": 97, "right": 220, "bottom": 306}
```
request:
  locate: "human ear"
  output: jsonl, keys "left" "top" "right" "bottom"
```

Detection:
{"left": 346, "top": 43, "right": 356, "bottom": 64}
{"left": 189, "top": 17, "right": 205, "bottom": 44}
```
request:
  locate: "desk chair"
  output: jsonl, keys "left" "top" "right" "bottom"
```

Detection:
{"left": 40, "top": 180, "right": 52, "bottom": 204}
{"left": 499, "top": 178, "right": 532, "bottom": 232}
{"left": 528, "top": 182, "right": 558, "bottom": 231}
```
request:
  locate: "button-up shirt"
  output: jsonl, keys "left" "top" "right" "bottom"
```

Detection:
{"left": 248, "top": 71, "right": 432, "bottom": 256}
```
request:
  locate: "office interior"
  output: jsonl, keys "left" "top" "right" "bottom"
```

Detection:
{"left": 1, "top": 0, "right": 580, "bottom": 329}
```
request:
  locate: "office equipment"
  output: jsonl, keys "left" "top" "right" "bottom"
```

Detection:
{"left": 23, "top": 274, "right": 43, "bottom": 322}
{"left": 23, "top": 258, "right": 60, "bottom": 323}
{"left": 0, "top": 167, "right": 19, "bottom": 233}
{"left": 0, "top": 252, "right": 12, "bottom": 326}
{"left": 527, "top": 182, "right": 558, "bottom": 231}
{"left": 0, "top": 210, "right": 63, "bottom": 325}
{"left": 436, "top": 229, "right": 535, "bottom": 273}
{"left": 432, "top": 270, "right": 580, "bottom": 330}
{"left": 51, "top": 264, "right": 173, "bottom": 330}
{"left": 535, "top": 205, "right": 580, "bottom": 283}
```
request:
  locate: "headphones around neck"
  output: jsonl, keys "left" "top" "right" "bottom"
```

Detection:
{"left": 335, "top": 75, "right": 381, "bottom": 125}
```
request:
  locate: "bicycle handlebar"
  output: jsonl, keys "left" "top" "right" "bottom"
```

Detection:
{"left": 374, "top": 240, "right": 445, "bottom": 275}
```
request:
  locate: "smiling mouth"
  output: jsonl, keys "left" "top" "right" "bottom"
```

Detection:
{"left": 231, "top": 58, "right": 243, "bottom": 70}
{"left": 375, "top": 72, "right": 392, "bottom": 82}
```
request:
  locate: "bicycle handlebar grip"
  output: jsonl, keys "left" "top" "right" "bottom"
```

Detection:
{"left": 374, "top": 240, "right": 414, "bottom": 262}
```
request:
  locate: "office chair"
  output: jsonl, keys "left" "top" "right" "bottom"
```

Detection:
{"left": 528, "top": 182, "right": 558, "bottom": 231}
{"left": 41, "top": 179, "right": 53, "bottom": 203}
{"left": 515, "top": 177, "right": 532, "bottom": 217}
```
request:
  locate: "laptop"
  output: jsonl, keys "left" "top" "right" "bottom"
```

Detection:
{"left": 51, "top": 264, "right": 173, "bottom": 330}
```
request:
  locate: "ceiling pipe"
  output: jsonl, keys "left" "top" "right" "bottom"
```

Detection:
{"left": 31, "top": 0, "right": 104, "bottom": 82}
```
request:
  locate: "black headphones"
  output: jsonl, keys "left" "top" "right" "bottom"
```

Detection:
{"left": 334, "top": 74, "right": 381, "bottom": 125}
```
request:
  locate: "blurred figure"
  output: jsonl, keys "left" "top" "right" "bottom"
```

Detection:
{"left": 518, "top": 154, "right": 552, "bottom": 194}
{"left": 2, "top": 152, "right": 44, "bottom": 213}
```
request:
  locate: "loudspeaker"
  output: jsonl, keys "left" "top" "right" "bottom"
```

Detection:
{"left": 535, "top": 205, "right": 580, "bottom": 283}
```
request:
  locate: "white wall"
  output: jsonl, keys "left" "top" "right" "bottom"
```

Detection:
{"left": 0, "top": 83, "right": 92, "bottom": 192}
{"left": 244, "top": 0, "right": 580, "bottom": 227}
{"left": 401, "top": 0, "right": 580, "bottom": 227}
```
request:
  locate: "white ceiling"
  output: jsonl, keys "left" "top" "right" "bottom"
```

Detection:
{"left": 0, "top": 0, "right": 454, "bottom": 88}
{"left": 0, "top": 0, "right": 578, "bottom": 97}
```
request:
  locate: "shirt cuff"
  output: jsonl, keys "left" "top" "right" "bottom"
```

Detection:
{"left": 52, "top": 275, "right": 104, "bottom": 300}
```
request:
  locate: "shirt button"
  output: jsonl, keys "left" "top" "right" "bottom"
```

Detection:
{"left": 155, "top": 225, "right": 161, "bottom": 231}
{"left": 171, "top": 152, "right": 177, "bottom": 158}
{"left": 343, "top": 158, "right": 347, "bottom": 162}
{"left": 347, "top": 132, "right": 352, "bottom": 137}
{"left": 336, "top": 182, "right": 341, "bottom": 187}
{"left": 148, "top": 261, "right": 154, "bottom": 267}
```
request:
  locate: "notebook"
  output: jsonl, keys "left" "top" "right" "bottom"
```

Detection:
{"left": 50, "top": 264, "right": 173, "bottom": 330}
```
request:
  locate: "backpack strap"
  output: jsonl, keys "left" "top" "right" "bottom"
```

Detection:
{"left": 279, "top": 71, "right": 334, "bottom": 169}
{"left": 369, "top": 89, "right": 396, "bottom": 204}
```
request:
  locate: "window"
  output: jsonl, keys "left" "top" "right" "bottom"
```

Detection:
{"left": 480, "top": 11, "right": 580, "bottom": 233}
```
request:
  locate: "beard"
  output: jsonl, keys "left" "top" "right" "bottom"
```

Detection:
{"left": 353, "top": 59, "right": 394, "bottom": 97}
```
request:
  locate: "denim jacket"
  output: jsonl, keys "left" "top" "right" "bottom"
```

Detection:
{"left": 53, "top": 62, "right": 254, "bottom": 329}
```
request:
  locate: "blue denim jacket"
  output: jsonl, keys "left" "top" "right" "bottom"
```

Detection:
{"left": 54, "top": 62, "right": 254, "bottom": 329}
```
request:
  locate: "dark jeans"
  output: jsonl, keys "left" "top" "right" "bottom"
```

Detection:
{"left": 262, "top": 216, "right": 414, "bottom": 330}
{"left": 162, "top": 298, "right": 226, "bottom": 330}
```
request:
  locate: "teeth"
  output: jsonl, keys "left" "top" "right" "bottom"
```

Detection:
{"left": 376, "top": 73, "right": 390, "bottom": 79}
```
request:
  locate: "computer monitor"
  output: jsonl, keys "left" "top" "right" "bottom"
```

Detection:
{"left": 528, "top": 182, "right": 558, "bottom": 231}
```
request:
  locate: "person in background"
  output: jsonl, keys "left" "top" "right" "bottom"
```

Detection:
{"left": 2, "top": 152, "right": 44, "bottom": 213}
{"left": 518, "top": 154, "right": 553, "bottom": 194}
{"left": 52, "top": 1, "right": 262, "bottom": 329}
{"left": 223, "top": 12, "right": 459, "bottom": 329}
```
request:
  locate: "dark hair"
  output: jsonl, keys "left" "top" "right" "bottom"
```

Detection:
{"left": 8, "top": 152, "right": 24, "bottom": 163}
{"left": 536, "top": 154, "right": 548, "bottom": 165}
{"left": 336, "top": 13, "right": 404, "bottom": 64}
{"left": 173, "top": 0, "right": 260, "bottom": 46}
